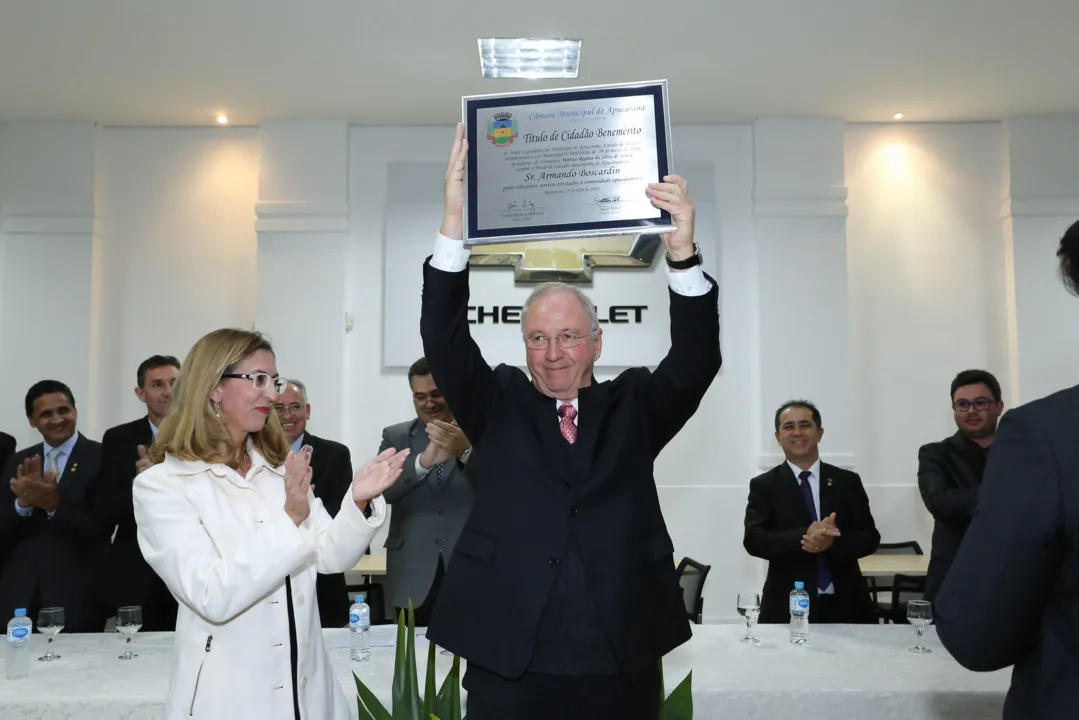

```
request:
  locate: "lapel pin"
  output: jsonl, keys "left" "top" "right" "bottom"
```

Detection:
{"left": 826, "top": 478, "right": 832, "bottom": 487}
{"left": 69, "top": 463, "right": 78, "bottom": 473}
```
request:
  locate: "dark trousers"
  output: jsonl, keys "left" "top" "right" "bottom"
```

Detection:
{"left": 463, "top": 663, "right": 662, "bottom": 720}
{"left": 396, "top": 556, "right": 445, "bottom": 628}
{"left": 140, "top": 576, "right": 179, "bottom": 632}
{"left": 811, "top": 593, "right": 877, "bottom": 624}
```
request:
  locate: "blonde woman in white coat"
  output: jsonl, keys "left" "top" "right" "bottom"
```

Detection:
{"left": 133, "top": 328, "right": 408, "bottom": 720}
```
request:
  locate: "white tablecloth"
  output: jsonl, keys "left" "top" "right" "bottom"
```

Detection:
{"left": 0, "top": 624, "right": 1009, "bottom": 719}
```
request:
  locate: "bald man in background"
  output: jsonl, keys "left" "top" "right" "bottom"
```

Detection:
{"left": 275, "top": 379, "right": 354, "bottom": 627}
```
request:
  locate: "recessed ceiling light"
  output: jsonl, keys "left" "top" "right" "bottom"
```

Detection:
{"left": 478, "top": 38, "right": 581, "bottom": 79}
{"left": 216, "top": 115, "right": 229, "bottom": 125}
{"left": 893, "top": 112, "right": 904, "bottom": 120}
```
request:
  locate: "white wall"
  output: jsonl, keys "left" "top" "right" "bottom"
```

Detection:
{"left": 845, "top": 122, "right": 1007, "bottom": 548}
{"left": 97, "top": 128, "right": 261, "bottom": 432}
{"left": 3, "top": 115, "right": 1077, "bottom": 621}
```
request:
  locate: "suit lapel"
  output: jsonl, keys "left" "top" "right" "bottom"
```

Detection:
{"left": 571, "top": 380, "right": 609, "bottom": 485}
{"left": 58, "top": 433, "right": 88, "bottom": 493}
{"left": 947, "top": 432, "right": 981, "bottom": 488}
{"left": 529, "top": 391, "right": 571, "bottom": 486}
{"left": 779, "top": 463, "right": 815, "bottom": 525}
{"left": 135, "top": 416, "right": 154, "bottom": 448}
{"left": 818, "top": 463, "right": 837, "bottom": 522}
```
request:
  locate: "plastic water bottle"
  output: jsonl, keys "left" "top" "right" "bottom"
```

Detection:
{"left": 349, "top": 594, "right": 371, "bottom": 662}
{"left": 789, "top": 581, "right": 810, "bottom": 644}
{"left": 6, "top": 608, "right": 32, "bottom": 680}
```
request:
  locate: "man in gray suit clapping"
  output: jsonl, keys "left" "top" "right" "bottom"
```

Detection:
{"left": 378, "top": 357, "right": 477, "bottom": 626}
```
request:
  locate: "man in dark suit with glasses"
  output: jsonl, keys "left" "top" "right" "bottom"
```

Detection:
{"left": 936, "top": 219, "right": 1079, "bottom": 720}
{"left": 916, "top": 369, "right": 1003, "bottom": 601}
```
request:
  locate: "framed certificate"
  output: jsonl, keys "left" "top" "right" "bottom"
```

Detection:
{"left": 462, "top": 80, "right": 675, "bottom": 246}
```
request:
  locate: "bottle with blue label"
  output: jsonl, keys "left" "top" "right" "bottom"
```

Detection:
{"left": 349, "top": 594, "right": 371, "bottom": 662}
{"left": 6, "top": 608, "right": 32, "bottom": 680}
{"left": 789, "top": 581, "right": 810, "bottom": 644}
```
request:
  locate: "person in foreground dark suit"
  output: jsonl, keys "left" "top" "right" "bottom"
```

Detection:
{"left": 935, "top": 219, "right": 1079, "bottom": 720}
{"left": 419, "top": 124, "right": 721, "bottom": 720}
{"left": 917, "top": 369, "right": 1003, "bottom": 602}
{"left": 275, "top": 378, "right": 355, "bottom": 627}
{"left": 744, "top": 400, "right": 880, "bottom": 624}
{"left": 94, "top": 354, "right": 181, "bottom": 631}
{"left": 0, "top": 380, "right": 108, "bottom": 632}
{"left": 0, "top": 431, "right": 15, "bottom": 475}
{"left": 379, "top": 357, "right": 477, "bottom": 627}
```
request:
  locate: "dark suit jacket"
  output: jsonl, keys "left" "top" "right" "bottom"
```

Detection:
{"left": 0, "top": 433, "right": 109, "bottom": 631}
{"left": 419, "top": 259, "right": 721, "bottom": 679}
{"left": 936, "top": 384, "right": 1079, "bottom": 720}
{"left": 305, "top": 431, "right": 354, "bottom": 627}
{"left": 0, "top": 432, "right": 14, "bottom": 476}
{"left": 379, "top": 418, "right": 478, "bottom": 610}
{"left": 92, "top": 416, "right": 178, "bottom": 630}
{"left": 744, "top": 462, "right": 880, "bottom": 624}
{"left": 917, "top": 432, "right": 983, "bottom": 601}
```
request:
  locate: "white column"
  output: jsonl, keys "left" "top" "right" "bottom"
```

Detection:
{"left": 255, "top": 121, "right": 351, "bottom": 440}
{"left": 1000, "top": 115, "right": 1079, "bottom": 405}
{"left": 0, "top": 122, "right": 103, "bottom": 444}
{"left": 752, "top": 118, "right": 854, "bottom": 469}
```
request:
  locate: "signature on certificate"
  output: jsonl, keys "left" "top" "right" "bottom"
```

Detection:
{"left": 506, "top": 199, "right": 537, "bottom": 215}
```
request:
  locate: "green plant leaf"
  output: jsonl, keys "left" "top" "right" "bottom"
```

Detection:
{"left": 423, "top": 638, "right": 437, "bottom": 718}
{"left": 354, "top": 673, "right": 391, "bottom": 720}
{"left": 434, "top": 653, "right": 462, "bottom": 720}
{"left": 391, "top": 603, "right": 424, "bottom": 720}
{"left": 659, "top": 670, "right": 693, "bottom": 720}
{"left": 656, "top": 658, "right": 666, "bottom": 717}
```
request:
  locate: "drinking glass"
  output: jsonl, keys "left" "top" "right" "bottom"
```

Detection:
{"left": 116, "top": 606, "right": 143, "bottom": 660}
{"left": 907, "top": 600, "right": 933, "bottom": 654}
{"left": 37, "top": 607, "right": 65, "bottom": 661}
{"left": 736, "top": 592, "right": 761, "bottom": 645}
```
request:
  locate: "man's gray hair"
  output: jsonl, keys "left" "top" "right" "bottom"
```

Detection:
{"left": 284, "top": 378, "right": 308, "bottom": 403}
{"left": 521, "top": 282, "right": 600, "bottom": 336}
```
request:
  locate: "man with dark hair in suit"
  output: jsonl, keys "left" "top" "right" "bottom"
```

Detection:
{"left": 378, "top": 356, "right": 476, "bottom": 627}
{"left": 1, "top": 380, "right": 108, "bottom": 632}
{"left": 274, "top": 378, "right": 355, "bottom": 627}
{"left": 0, "top": 431, "right": 14, "bottom": 474}
{"left": 917, "top": 369, "right": 1003, "bottom": 601}
{"left": 935, "top": 219, "right": 1079, "bottom": 719}
{"left": 744, "top": 400, "right": 880, "bottom": 624}
{"left": 94, "top": 355, "right": 180, "bottom": 631}
{"left": 420, "top": 125, "right": 720, "bottom": 719}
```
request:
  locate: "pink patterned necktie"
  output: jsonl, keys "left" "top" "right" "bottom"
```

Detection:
{"left": 558, "top": 403, "right": 578, "bottom": 444}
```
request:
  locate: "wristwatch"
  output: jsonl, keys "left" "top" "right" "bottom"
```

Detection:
{"left": 665, "top": 243, "right": 703, "bottom": 270}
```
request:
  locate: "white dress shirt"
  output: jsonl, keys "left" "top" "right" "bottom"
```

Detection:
{"left": 14, "top": 432, "right": 79, "bottom": 518}
{"left": 787, "top": 458, "right": 834, "bottom": 594}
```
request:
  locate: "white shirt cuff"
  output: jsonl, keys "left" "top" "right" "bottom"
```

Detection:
{"left": 415, "top": 454, "right": 432, "bottom": 478}
{"left": 14, "top": 499, "right": 32, "bottom": 517}
{"left": 430, "top": 233, "right": 471, "bottom": 272}
{"left": 665, "top": 264, "right": 711, "bottom": 297}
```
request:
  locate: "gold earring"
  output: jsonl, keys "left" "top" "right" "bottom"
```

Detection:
{"left": 213, "top": 399, "right": 221, "bottom": 418}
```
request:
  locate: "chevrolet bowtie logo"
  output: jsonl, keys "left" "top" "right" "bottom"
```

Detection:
{"left": 468, "top": 234, "right": 662, "bottom": 283}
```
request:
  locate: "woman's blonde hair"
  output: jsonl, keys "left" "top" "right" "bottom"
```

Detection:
{"left": 149, "top": 328, "right": 289, "bottom": 467}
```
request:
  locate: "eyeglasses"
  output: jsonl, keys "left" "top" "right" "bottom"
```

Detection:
{"left": 953, "top": 398, "right": 995, "bottom": 412}
{"left": 272, "top": 402, "right": 306, "bottom": 415}
{"left": 221, "top": 373, "right": 287, "bottom": 394}
{"left": 524, "top": 332, "right": 590, "bottom": 350}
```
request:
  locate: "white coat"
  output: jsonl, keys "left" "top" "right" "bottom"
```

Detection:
{"left": 133, "top": 444, "right": 384, "bottom": 719}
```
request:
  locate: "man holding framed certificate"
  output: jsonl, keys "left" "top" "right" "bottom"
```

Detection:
{"left": 417, "top": 87, "right": 721, "bottom": 717}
